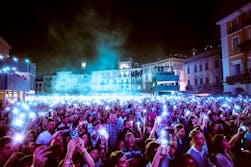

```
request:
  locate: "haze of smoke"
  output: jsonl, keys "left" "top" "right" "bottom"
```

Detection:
{"left": 44, "top": 8, "right": 129, "bottom": 74}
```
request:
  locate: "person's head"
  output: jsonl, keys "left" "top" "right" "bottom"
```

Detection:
{"left": 89, "top": 147, "right": 100, "bottom": 161}
{"left": 47, "top": 118, "right": 55, "bottom": 133}
{"left": 93, "top": 120, "right": 101, "bottom": 131}
{"left": 50, "top": 138, "right": 65, "bottom": 157}
{"left": 80, "top": 132, "right": 91, "bottom": 146}
{"left": 110, "top": 150, "right": 129, "bottom": 167}
{"left": 145, "top": 141, "right": 160, "bottom": 163}
{"left": 0, "top": 136, "right": 13, "bottom": 160}
{"left": 178, "top": 153, "right": 196, "bottom": 167}
{"left": 27, "top": 130, "right": 36, "bottom": 141}
{"left": 116, "top": 139, "right": 125, "bottom": 150}
{"left": 19, "top": 155, "right": 33, "bottom": 167}
{"left": 125, "top": 132, "right": 135, "bottom": 148}
{"left": 189, "top": 129, "right": 205, "bottom": 148}
{"left": 62, "top": 115, "right": 69, "bottom": 125}
{"left": 189, "top": 115, "right": 198, "bottom": 125}
{"left": 211, "top": 134, "right": 230, "bottom": 154}
{"left": 175, "top": 124, "right": 185, "bottom": 139}
{"left": 209, "top": 121, "right": 220, "bottom": 133}
{"left": 26, "top": 140, "right": 36, "bottom": 154}
{"left": 124, "top": 119, "right": 133, "bottom": 129}
{"left": 110, "top": 114, "right": 117, "bottom": 124}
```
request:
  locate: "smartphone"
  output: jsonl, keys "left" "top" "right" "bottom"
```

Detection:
{"left": 70, "top": 128, "right": 79, "bottom": 139}
{"left": 160, "top": 145, "right": 170, "bottom": 156}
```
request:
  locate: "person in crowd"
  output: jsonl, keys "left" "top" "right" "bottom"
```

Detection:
{"left": 57, "top": 115, "right": 70, "bottom": 130}
{"left": 0, "top": 136, "right": 22, "bottom": 167}
{"left": 59, "top": 138, "right": 95, "bottom": 167}
{"left": 36, "top": 118, "right": 55, "bottom": 145}
{"left": 211, "top": 134, "right": 234, "bottom": 167}
{"left": 144, "top": 141, "right": 160, "bottom": 167}
{"left": 187, "top": 129, "right": 210, "bottom": 167}
{"left": 174, "top": 124, "right": 190, "bottom": 157}
{"left": 106, "top": 114, "right": 123, "bottom": 149}
{"left": 118, "top": 118, "right": 143, "bottom": 144}
{"left": 121, "top": 132, "right": 144, "bottom": 167}
{"left": 90, "top": 120, "right": 102, "bottom": 147}
{"left": 79, "top": 132, "right": 92, "bottom": 151}
{"left": 110, "top": 150, "right": 129, "bottom": 167}
{"left": 83, "top": 146, "right": 103, "bottom": 167}
{"left": 176, "top": 153, "right": 196, "bottom": 167}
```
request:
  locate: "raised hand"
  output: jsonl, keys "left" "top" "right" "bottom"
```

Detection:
{"left": 32, "top": 145, "right": 52, "bottom": 167}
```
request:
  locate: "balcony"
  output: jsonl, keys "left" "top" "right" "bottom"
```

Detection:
{"left": 239, "top": 40, "right": 251, "bottom": 53}
{"left": 228, "top": 24, "right": 242, "bottom": 34}
{"left": 243, "top": 17, "right": 251, "bottom": 27}
{"left": 154, "top": 72, "right": 179, "bottom": 82}
{"left": 226, "top": 73, "right": 251, "bottom": 84}
{"left": 153, "top": 85, "right": 179, "bottom": 92}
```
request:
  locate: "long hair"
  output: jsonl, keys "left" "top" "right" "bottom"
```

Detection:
{"left": 211, "top": 134, "right": 225, "bottom": 154}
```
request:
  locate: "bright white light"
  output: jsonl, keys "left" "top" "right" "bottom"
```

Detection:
{"left": 25, "top": 58, "right": 30, "bottom": 63}
{"left": 12, "top": 107, "right": 19, "bottom": 115}
{"left": 13, "top": 57, "right": 18, "bottom": 62}
{"left": 22, "top": 103, "right": 29, "bottom": 110}
{"left": 13, "top": 133, "right": 25, "bottom": 143}
{"left": 13, "top": 119, "right": 24, "bottom": 127}
{"left": 29, "top": 112, "right": 36, "bottom": 119}
{"left": 20, "top": 113, "right": 25, "bottom": 119}
{"left": 98, "top": 128, "right": 109, "bottom": 139}
{"left": 160, "top": 138, "right": 168, "bottom": 147}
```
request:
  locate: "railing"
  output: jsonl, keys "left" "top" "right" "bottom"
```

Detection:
{"left": 226, "top": 73, "right": 251, "bottom": 84}
{"left": 228, "top": 24, "right": 242, "bottom": 34}
{"left": 153, "top": 85, "right": 179, "bottom": 92}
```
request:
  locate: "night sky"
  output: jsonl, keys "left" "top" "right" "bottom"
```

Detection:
{"left": 0, "top": 0, "right": 250, "bottom": 74}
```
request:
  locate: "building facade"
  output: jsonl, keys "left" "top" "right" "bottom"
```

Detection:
{"left": 217, "top": 2, "right": 251, "bottom": 95}
{"left": 142, "top": 57, "right": 186, "bottom": 92}
{"left": 91, "top": 58, "right": 142, "bottom": 93}
{"left": 184, "top": 48, "right": 222, "bottom": 94}
{"left": 0, "top": 37, "right": 36, "bottom": 106}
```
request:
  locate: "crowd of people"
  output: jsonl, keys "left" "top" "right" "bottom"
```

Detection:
{"left": 0, "top": 94, "right": 250, "bottom": 167}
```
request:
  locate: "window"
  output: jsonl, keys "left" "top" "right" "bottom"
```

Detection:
{"left": 205, "top": 62, "right": 209, "bottom": 70}
{"left": 194, "top": 65, "right": 197, "bottom": 73}
{"left": 205, "top": 77, "right": 209, "bottom": 84}
{"left": 232, "top": 36, "right": 240, "bottom": 51}
{"left": 199, "top": 64, "right": 203, "bottom": 71}
{"left": 187, "top": 67, "right": 190, "bottom": 74}
{"left": 200, "top": 78, "right": 203, "bottom": 85}
{"left": 231, "top": 18, "right": 238, "bottom": 28}
{"left": 188, "top": 80, "right": 190, "bottom": 86}
{"left": 233, "top": 64, "right": 241, "bottom": 75}
{"left": 195, "top": 78, "right": 198, "bottom": 86}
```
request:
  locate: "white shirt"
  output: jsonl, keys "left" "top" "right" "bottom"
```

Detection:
{"left": 35, "top": 130, "right": 52, "bottom": 145}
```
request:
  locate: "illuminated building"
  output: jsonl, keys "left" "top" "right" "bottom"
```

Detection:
{"left": 152, "top": 66, "right": 179, "bottom": 95}
{"left": 184, "top": 48, "right": 223, "bottom": 94}
{"left": 217, "top": 2, "right": 251, "bottom": 95}
{"left": 39, "top": 72, "right": 91, "bottom": 94}
{"left": 0, "top": 36, "right": 36, "bottom": 106}
{"left": 91, "top": 58, "right": 142, "bottom": 93}
{"left": 142, "top": 57, "right": 186, "bottom": 92}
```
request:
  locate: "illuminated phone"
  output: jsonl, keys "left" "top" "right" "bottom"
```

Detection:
{"left": 70, "top": 128, "right": 79, "bottom": 139}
